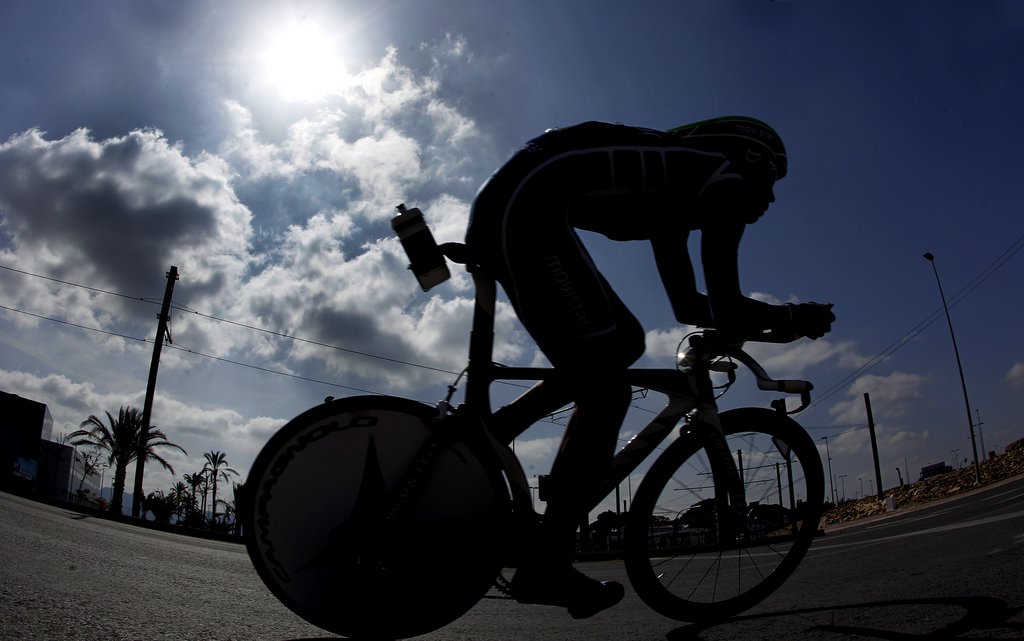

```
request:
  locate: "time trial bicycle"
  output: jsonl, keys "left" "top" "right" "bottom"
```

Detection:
{"left": 241, "top": 205, "right": 825, "bottom": 639}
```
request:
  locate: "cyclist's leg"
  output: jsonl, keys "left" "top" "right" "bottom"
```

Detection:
{"left": 511, "top": 327, "right": 640, "bottom": 617}
{"left": 497, "top": 220, "right": 644, "bottom": 617}
{"left": 534, "top": 366, "right": 631, "bottom": 556}
{"left": 467, "top": 145, "right": 643, "bottom": 617}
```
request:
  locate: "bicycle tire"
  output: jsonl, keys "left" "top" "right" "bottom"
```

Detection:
{"left": 623, "top": 407, "right": 824, "bottom": 622}
{"left": 242, "top": 396, "right": 511, "bottom": 639}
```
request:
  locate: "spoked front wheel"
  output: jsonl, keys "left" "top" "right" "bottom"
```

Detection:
{"left": 241, "top": 396, "right": 511, "bottom": 639}
{"left": 624, "top": 407, "right": 824, "bottom": 622}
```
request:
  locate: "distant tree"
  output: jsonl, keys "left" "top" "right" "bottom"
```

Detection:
{"left": 203, "top": 451, "right": 238, "bottom": 525}
{"left": 76, "top": 449, "right": 102, "bottom": 495}
{"left": 592, "top": 509, "right": 623, "bottom": 531}
{"left": 68, "top": 406, "right": 186, "bottom": 516}
{"left": 168, "top": 481, "right": 193, "bottom": 522}
{"left": 588, "top": 509, "right": 624, "bottom": 550}
{"left": 219, "top": 482, "right": 242, "bottom": 534}
{"left": 143, "top": 490, "right": 176, "bottom": 523}
{"left": 183, "top": 472, "right": 206, "bottom": 526}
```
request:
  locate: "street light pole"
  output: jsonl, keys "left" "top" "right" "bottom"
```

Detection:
{"left": 922, "top": 252, "right": 981, "bottom": 485}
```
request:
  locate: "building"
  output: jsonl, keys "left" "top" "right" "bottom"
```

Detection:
{"left": 919, "top": 461, "right": 953, "bottom": 480}
{"left": 36, "top": 440, "right": 103, "bottom": 502}
{"left": 1, "top": 390, "right": 103, "bottom": 502}
{"left": 0, "top": 390, "right": 53, "bottom": 491}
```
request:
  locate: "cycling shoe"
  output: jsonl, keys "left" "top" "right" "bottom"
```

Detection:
{"left": 510, "top": 565, "right": 625, "bottom": 619}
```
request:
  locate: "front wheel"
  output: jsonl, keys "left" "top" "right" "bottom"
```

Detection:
{"left": 623, "top": 407, "right": 824, "bottom": 623}
{"left": 241, "top": 396, "right": 511, "bottom": 639}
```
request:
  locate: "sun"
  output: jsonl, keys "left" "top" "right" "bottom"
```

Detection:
{"left": 261, "top": 20, "right": 349, "bottom": 103}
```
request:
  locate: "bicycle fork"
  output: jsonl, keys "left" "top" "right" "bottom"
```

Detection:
{"left": 691, "top": 409, "right": 745, "bottom": 496}
{"left": 688, "top": 369, "right": 747, "bottom": 544}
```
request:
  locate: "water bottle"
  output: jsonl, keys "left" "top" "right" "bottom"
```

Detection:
{"left": 391, "top": 204, "right": 451, "bottom": 291}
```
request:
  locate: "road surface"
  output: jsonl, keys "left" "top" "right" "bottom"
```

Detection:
{"left": 2, "top": 475, "right": 1022, "bottom": 640}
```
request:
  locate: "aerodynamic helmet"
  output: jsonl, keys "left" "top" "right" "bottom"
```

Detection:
{"left": 667, "top": 116, "right": 787, "bottom": 181}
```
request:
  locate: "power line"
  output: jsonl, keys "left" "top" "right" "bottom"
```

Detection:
{"left": 808, "top": 230, "right": 1024, "bottom": 409}
{"left": 0, "top": 303, "right": 149, "bottom": 343}
{"left": 0, "top": 261, "right": 460, "bottom": 377}
{"left": 802, "top": 423, "right": 867, "bottom": 433}
{"left": 0, "top": 264, "right": 161, "bottom": 304}
{"left": 2, "top": 227, "right": 1022, "bottom": 408}
{"left": 171, "top": 304, "right": 461, "bottom": 377}
{"left": 0, "top": 300, "right": 395, "bottom": 395}
{"left": 0, "top": 297, "right": 533, "bottom": 401}
{"left": 164, "top": 343, "right": 385, "bottom": 396}
{"left": 807, "top": 309, "right": 945, "bottom": 409}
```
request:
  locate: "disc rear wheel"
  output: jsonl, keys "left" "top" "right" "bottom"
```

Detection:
{"left": 242, "top": 396, "right": 510, "bottom": 639}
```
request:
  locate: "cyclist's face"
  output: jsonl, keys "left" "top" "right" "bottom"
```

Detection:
{"left": 742, "top": 185, "right": 775, "bottom": 224}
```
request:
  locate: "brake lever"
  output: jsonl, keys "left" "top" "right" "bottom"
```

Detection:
{"left": 771, "top": 390, "right": 812, "bottom": 415}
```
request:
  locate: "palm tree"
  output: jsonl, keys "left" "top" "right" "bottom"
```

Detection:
{"left": 168, "top": 481, "right": 192, "bottom": 522}
{"left": 183, "top": 471, "right": 206, "bottom": 526}
{"left": 222, "top": 483, "right": 242, "bottom": 534}
{"left": 68, "top": 406, "right": 186, "bottom": 516}
{"left": 203, "top": 450, "right": 238, "bottom": 525}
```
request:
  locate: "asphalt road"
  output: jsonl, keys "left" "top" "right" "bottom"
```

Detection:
{"left": 2, "top": 475, "right": 1023, "bottom": 640}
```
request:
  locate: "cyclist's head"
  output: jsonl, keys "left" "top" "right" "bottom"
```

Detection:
{"left": 667, "top": 116, "right": 787, "bottom": 183}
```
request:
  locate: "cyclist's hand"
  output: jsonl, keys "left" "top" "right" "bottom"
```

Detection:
{"left": 790, "top": 302, "right": 835, "bottom": 339}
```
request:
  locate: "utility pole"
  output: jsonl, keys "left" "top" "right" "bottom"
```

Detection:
{"left": 821, "top": 436, "right": 835, "bottom": 504}
{"left": 131, "top": 266, "right": 179, "bottom": 518}
{"left": 864, "top": 393, "right": 884, "bottom": 499}
{"left": 975, "top": 409, "right": 986, "bottom": 460}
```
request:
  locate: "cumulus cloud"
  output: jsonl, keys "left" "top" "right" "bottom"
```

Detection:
{"left": 1004, "top": 361, "right": 1024, "bottom": 388}
{"left": 820, "top": 371, "right": 932, "bottom": 470}
{"left": 642, "top": 328, "right": 693, "bottom": 366}
{"left": 219, "top": 46, "right": 491, "bottom": 220}
{"left": 0, "top": 35, "right": 521, "bottom": 496}
{"left": 510, "top": 435, "right": 562, "bottom": 477}
{"left": 747, "top": 339, "right": 867, "bottom": 379}
{"left": 828, "top": 371, "right": 927, "bottom": 425}
{"left": 0, "top": 127, "right": 252, "bottom": 321}
{"left": 0, "top": 369, "right": 139, "bottom": 436}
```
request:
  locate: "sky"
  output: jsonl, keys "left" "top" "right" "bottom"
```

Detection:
{"left": 1, "top": 0, "right": 1022, "bottom": 515}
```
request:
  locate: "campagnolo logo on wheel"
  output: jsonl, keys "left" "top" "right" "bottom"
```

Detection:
{"left": 256, "top": 415, "right": 378, "bottom": 582}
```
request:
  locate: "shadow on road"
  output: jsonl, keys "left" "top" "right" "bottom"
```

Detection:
{"left": 668, "top": 596, "right": 1023, "bottom": 640}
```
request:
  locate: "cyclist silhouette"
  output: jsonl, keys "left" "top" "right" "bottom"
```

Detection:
{"left": 465, "top": 117, "right": 835, "bottom": 618}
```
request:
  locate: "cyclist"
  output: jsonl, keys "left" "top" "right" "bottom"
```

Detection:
{"left": 465, "top": 117, "right": 835, "bottom": 618}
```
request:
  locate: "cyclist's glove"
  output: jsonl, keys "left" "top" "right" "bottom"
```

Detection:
{"left": 788, "top": 302, "right": 835, "bottom": 339}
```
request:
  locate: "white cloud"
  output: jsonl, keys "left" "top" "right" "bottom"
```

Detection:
{"left": 0, "top": 127, "right": 253, "bottom": 317}
{"left": 642, "top": 326, "right": 870, "bottom": 379}
{"left": 219, "top": 47, "right": 491, "bottom": 219}
{"left": 746, "top": 339, "right": 868, "bottom": 379}
{"left": 219, "top": 100, "right": 290, "bottom": 180}
{"left": 642, "top": 327, "right": 695, "bottom": 366}
{"left": 510, "top": 435, "right": 562, "bottom": 478}
{"left": 0, "top": 36, "right": 509, "bottom": 496}
{"left": 1004, "top": 361, "right": 1024, "bottom": 389}
{"left": 828, "top": 371, "right": 927, "bottom": 426}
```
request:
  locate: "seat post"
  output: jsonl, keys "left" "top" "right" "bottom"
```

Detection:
{"left": 465, "top": 264, "right": 498, "bottom": 411}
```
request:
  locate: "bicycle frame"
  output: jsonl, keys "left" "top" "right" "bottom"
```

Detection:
{"left": 240, "top": 229, "right": 824, "bottom": 638}
{"left": 441, "top": 243, "right": 810, "bottom": 520}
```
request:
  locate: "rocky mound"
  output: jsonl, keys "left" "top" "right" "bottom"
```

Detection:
{"left": 822, "top": 437, "right": 1024, "bottom": 526}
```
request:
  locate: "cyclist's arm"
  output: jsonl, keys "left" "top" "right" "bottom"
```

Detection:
{"left": 651, "top": 233, "right": 714, "bottom": 327}
{"left": 700, "top": 222, "right": 793, "bottom": 338}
